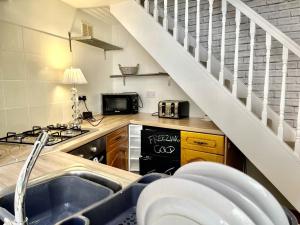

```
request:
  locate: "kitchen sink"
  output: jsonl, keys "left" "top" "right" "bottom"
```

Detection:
{"left": 0, "top": 167, "right": 122, "bottom": 225}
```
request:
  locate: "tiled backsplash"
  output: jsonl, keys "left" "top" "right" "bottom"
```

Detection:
{"left": 0, "top": 21, "right": 73, "bottom": 136}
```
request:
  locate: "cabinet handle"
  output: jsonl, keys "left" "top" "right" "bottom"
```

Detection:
{"left": 194, "top": 141, "right": 208, "bottom": 146}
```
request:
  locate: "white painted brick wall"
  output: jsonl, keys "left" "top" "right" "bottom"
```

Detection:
{"left": 159, "top": 0, "right": 300, "bottom": 127}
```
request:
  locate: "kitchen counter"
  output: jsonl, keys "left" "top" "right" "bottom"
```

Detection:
{"left": 0, "top": 113, "right": 222, "bottom": 191}
{"left": 0, "top": 113, "right": 223, "bottom": 167}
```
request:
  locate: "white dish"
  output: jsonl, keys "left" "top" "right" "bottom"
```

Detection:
{"left": 145, "top": 197, "right": 226, "bottom": 225}
{"left": 175, "top": 162, "right": 289, "bottom": 225}
{"left": 137, "top": 177, "right": 255, "bottom": 225}
{"left": 175, "top": 173, "right": 274, "bottom": 225}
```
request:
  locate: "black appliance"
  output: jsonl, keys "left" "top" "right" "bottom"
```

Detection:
{"left": 158, "top": 100, "right": 189, "bottom": 119}
{"left": 102, "top": 93, "right": 139, "bottom": 115}
{"left": 0, "top": 125, "right": 89, "bottom": 146}
{"left": 69, "top": 137, "right": 106, "bottom": 163}
{"left": 140, "top": 126, "right": 180, "bottom": 175}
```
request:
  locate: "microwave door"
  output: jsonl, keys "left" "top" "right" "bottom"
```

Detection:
{"left": 103, "top": 96, "right": 130, "bottom": 114}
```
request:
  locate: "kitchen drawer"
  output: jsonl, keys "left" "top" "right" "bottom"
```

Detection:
{"left": 181, "top": 148, "right": 224, "bottom": 165}
{"left": 107, "top": 126, "right": 128, "bottom": 151}
{"left": 181, "top": 131, "right": 225, "bottom": 155}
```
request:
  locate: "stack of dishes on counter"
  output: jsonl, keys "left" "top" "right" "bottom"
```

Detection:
{"left": 136, "top": 162, "right": 295, "bottom": 225}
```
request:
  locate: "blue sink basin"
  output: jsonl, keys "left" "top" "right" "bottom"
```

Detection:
{"left": 0, "top": 175, "right": 114, "bottom": 225}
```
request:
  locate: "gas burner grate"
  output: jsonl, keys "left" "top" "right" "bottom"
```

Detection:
{"left": 0, "top": 125, "right": 90, "bottom": 146}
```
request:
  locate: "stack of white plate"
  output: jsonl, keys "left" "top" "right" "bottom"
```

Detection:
{"left": 136, "top": 162, "right": 290, "bottom": 225}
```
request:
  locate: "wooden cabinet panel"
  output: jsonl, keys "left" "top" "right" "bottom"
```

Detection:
{"left": 107, "top": 126, "right": 128, "bottom": 151}
{"left": 181, "top": 148, "right": 224, "bottom": 165}
{"left": 107, "top": 142, "right": 128, "bottom": 170}
{"left": 106, "top": 126, "right": 128, "bottom": 170}
{"left": 181, "top": 131, "right": 225, "bottom": 155}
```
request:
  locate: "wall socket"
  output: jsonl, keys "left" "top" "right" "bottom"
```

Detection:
{"left": 145, "top": 91, "right": 156, "bottom": 98}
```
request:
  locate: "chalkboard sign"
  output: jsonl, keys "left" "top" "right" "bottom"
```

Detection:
{"left": 141, "top": 127, "right": 180, "bottom": 159}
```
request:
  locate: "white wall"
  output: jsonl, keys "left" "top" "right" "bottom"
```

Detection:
{"left": 111, "top": 24, "right": 205, "bottom": 117}
{"left": 0, "top": 0, "right": 113, "bottom": 136}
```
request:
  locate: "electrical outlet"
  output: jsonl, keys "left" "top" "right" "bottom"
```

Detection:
{"left": 146, "top": 91, "right": 156, "bottom": 98}
{"left": 78, "top": 95, "right": 87, "bottom": 101}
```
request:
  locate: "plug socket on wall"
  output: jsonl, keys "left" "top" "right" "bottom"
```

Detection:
{"left": 78, "top": 95, "right": 87, "bottom": 101}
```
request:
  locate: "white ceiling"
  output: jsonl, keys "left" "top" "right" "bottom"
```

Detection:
{"left": 82, "top": 7, "right": 119, "bottom": 24}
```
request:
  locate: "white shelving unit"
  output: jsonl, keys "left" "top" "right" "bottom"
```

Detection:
{"left": 128, "top": 124, "right": 143, "bottom": 173}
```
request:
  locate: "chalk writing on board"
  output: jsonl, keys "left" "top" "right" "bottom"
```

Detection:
{"left": 148, "top": 135, "right": 180, "bottom": 144}
{"left": 154, "top": 145, "right": 175, "bottom": 154}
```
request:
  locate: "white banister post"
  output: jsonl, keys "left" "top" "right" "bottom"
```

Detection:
{"left": 144, "top": 0, "right": 149, "bottom": 13}
{"left": 184, "top": 0, "right": 189, "bottom": 50}
{"left": 232, "top": 8, "right": 241, "bottom": 97}
{"left": 219, "top": 0, "right": 227, "bottom": 85}
{"left": 277, "top": 46, "right": 289, "bottom": 140}
{"left": 207, "top": 0, "right": 214, "bottom": 73}
{"left": 246, "top": 21, "right": 256, "bottom": 111}
{"left": 195, "top": 0, "right": 201, "bottom": 62}
{"left": 173, "top": 0, "right": 178, "bottom": 40}
{"left": 154, "top": 0, "right": 158, "bottom": 22}
{"left": 163, "top": 0, "right": 168, "bottom": 30}
{"left": 294, "top": 96, "right": 300, "bottom": 155}
{"left": 261, "top": 33, "right": 272, "bottom": 125}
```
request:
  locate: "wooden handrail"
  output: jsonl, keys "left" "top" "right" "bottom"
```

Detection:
{"left": 227, "top": 0, "right": 300, "bottom": 58}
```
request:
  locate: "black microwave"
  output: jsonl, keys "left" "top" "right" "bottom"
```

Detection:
{"left": 102, "top": 93, "right": 139, "bottom": 115}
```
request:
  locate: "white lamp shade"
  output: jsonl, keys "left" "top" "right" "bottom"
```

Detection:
{"left": 63, "top": 68, "right": 88, "bottom": 84}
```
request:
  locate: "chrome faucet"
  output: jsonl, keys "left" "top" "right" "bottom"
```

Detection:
{"left": 0, "top": 132, "right": 49, "bottom": 225}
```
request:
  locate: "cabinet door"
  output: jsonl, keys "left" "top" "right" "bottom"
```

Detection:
{"left": 181, "top": 148, "right": 224, "bottom": 165}
{"left": 106, "top": 126, "right": 129, "bottom": 170}
{"left": 107, "top": 144, "right": 128, "bottom": 170}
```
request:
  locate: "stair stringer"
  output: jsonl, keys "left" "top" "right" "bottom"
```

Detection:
{"left": 110, "top": 0, "right": 300, "bottom": 210}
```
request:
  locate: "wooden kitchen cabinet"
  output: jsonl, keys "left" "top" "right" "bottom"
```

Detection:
{"left": 181, "top": 131, "right": 245, "bottom": 171}
{"left": 106, "top": 126, "right": 128, "bottom": 170}
{"left": 181, "top": 148, "right": 224, "bottom": 164}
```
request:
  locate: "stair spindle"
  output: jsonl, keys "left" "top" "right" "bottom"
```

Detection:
{"left": 294, "top": 96, "right": 300, "bottom": 155}
{"left": 154, "top": 0, "right": 158, "bottom": 22}
{"left": 277, "top": 46, "right": 289, "bottom": 140}
{"left": 173, "top": 0, "right": 178, "bottom": 40}
{"left": 219, "top": 0, "right": 227, "bottom": 85}
{"left": 163, "top": 0, "right": 168, "bottom": 30}
{"left": 207, "top": 0, "right": 214, "bottom": 73}
{"left": 232, "top": 9, "right": 241, "bottom": 97}
{"left": 195, "top": 0, "right": 201, "bottom": 62}
{"left": 246, "top": 21, "right": 256, "bottom": 111}
{"left": 144, "top": 0, "right": 149, "bottom": 13}
{"left": 261, "top": 33, "right": 272, "bottom": 125}
{"left": 184, "top": 0, "right": 189, "bottom": 50}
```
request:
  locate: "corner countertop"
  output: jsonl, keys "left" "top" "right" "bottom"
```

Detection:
{"left": 0, "top": 113, "right": 222, "bottom": 191}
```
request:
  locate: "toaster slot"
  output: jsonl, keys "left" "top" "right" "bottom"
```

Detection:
{"left": 170, "top": 102, "right": 175, "bottom": 117}
{"left": 161, "top": 102, "right": 166, "bottom": 116}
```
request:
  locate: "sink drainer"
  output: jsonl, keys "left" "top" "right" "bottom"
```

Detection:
{"left": 106, "top": 208, "right": 137, "bottom": 225}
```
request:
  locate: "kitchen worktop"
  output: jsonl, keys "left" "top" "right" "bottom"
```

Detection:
{"left": 0, "top": 113, "right": 222, "bottom": 191}
{"left": 0, "top": 113, "right": 223, "bottom": 167}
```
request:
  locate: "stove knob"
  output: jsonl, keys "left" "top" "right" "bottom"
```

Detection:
{"left": 90, "top": 147, "right": 97, "bottom": 153}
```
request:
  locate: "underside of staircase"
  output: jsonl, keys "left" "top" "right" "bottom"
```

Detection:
{"left": 109, "top": 0, "right": 300, "bottom": 211}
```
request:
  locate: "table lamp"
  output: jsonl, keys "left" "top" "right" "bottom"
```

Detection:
{"left": 63, "top": 67, "right": 88, "bottom": 128}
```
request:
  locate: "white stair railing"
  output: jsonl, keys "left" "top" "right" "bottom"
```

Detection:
{"left": 261, "top": 34, "right": 272, "bottom": 126}
{"left": 139, "top": 0, "right": 300, "bottom": 154}
{"left": 194, "top": 0, "right": 201, "bottom": 62}
{"left": 207, "top": 0, "right": 214, "bottom": 73}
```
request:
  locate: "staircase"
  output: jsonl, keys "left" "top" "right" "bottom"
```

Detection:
{"left": 63, "top": 0, "right": 300, "bottom": 210}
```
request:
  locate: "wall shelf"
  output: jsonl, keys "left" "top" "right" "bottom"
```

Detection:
{"left": 110, "top": 72, "right": 169, "bottom": 78}
{"left": 72, "top": 36, "right": 123, "bottom": 51}
{"left": 110, "top": 73, "right": 171, "bottom": 86}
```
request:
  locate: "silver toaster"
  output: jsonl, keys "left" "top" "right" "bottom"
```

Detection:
{"left": 158, "top": 100, "right": 189, "bottom": 119}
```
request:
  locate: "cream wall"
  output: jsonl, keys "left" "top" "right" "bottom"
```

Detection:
{"left": 111, "top": 24, "right": 205, "bottom": 117}
{"left": 0, "top": 1, "right": 113, "bottom": 136}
